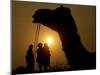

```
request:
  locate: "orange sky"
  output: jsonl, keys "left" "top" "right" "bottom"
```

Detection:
{"left": 12, "top": 1, "right": 96, "bottom": 71}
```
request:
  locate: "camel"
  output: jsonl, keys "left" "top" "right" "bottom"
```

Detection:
{"left": 32, "top": 5, "right": 96, "bottom": 70}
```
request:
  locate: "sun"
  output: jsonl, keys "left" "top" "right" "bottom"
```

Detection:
{"left": 46, "top": 37, "right": 53, "bottom": 45}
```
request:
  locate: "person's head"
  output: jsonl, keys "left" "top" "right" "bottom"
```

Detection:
{"left": 29, "top": 44, "right": 33, "bottom": 49}
{"left": 44, "top": 43, "right": 48, "bottom": 47}
{"left": 38, "top": 43, "right": 42, "bottom": 48}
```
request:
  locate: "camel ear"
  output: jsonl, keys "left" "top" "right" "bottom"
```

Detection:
{"left": 60, "top": 5, "right": 71, "bottom": 14}
{"left": 60, "top": 5, "right": 64, "bottom": 8}
{"left": 54, "top": 5, "right": 71, "bottom": 15}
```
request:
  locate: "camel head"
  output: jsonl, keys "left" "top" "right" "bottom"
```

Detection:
{"left": 32, "top": 5, "right": 77, "bottom": 33}
{"left": 32, "top": 5, "right": 78, "bottom": 49}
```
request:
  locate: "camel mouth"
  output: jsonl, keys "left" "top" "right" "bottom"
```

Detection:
{"left": 32, "top": 18, "right": 41, "bottom": 23}
{"left": 32, "top": 16, "right": 48, "bottom": 25}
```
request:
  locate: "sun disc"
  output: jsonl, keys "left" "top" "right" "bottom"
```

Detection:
{"left": 47, "top": 37, "right": 53, "bottom": 45}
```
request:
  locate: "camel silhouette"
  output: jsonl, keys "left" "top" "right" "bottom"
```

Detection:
{"left": 32, "top": 5, "right": 96, "bottom": 70}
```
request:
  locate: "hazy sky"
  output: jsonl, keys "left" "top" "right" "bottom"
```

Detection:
{"left": 12, "top": 1, "right": 96, "bottom": 70}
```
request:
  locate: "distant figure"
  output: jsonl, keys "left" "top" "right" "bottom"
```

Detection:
{"left": 43, "top": 43, "right": 51, "bottom": 71}
{"left": 25, "top": 44, "right": 34, "bottom": 72}
{"left": 36, "top": 43, "right": 44, "bottom": 71}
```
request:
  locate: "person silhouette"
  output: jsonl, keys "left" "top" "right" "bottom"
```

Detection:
{"left": 36, "top": 43, "right": 51, "bottom": 72}
{"left": 25, "top": 44, "right": 34, "bottom": 72}
{"left": 42, "top": 43, "right": 51, "bottom": 71}
{"left": 36, "top": 43, "right": 44, "bottom": 71}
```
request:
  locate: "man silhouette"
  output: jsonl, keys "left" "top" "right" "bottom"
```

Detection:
{"left": 36, "top": 43, "right": 44, "bottom": 71}
{"left": 25, "top": 44, "right": 34, "bottom": 72}
{"left": 42, "top": 43, "right": 51, "bottom": 71}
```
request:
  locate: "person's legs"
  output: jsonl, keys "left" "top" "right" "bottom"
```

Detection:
{"left": 26, "top": 61, "right": 30, "bottom": 72}
{"left": 44, "top": 64, "right": 48, "bottom": 71}
{"left": 26, "top": 63, "right": 33, "bottom": 73}
{"left": 38, "top": 63, "right": 42, "bottom": 72}
{"left": 30, "top": 63, "right": 34, "bottom": 72}
{"left": 48, "top": 60, "right": 50, "bottom": 69}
